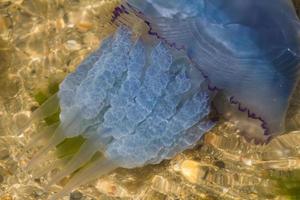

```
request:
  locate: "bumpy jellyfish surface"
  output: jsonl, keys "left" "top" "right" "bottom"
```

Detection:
{"left": 26, "top": 28, "right": 213, "bottom": 199}
{"left": 117, "top": 0, "right": 300, "bottom": 140}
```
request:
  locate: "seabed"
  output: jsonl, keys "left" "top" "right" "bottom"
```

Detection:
{"left": 1, "top": 0, "right": 300, "bottom": 199}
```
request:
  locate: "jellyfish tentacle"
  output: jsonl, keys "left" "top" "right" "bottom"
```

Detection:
{"left": 32, "top": 155, "right": 71, "bottom": 178}
{"left": 48, "top": 158, "right": 118, "bottom": 200}
{"left": 22, "top": 94, "right": 59, "bottom": 133}
{"left": 25, "top": 122, "right": 59, "bottom": 151}
{"left": 26, "top": 125, "right": 68, "bottom": 170}
{"left": 31, "top": 94, "right": 59, "bottom": 121}
{"left": 46, "top": 133, "right": 107, "bottom": 187}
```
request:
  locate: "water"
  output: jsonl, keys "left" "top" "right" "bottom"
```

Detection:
{"left": 0, "top": 0, "right": 300, "bottom": 199}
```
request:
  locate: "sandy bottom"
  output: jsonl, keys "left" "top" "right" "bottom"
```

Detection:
{"left": 1, "top": 0, "right": 300, "bottom": 199}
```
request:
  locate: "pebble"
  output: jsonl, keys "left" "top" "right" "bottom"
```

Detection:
{"left": 65, "top": 40, "right": 81, "bottom": 51}
{"left": 0, "top": 174, "right": 4, "bottom": 183}
{"left": 76, "top": 21, "right": 93, "bottom": 32}
{"left": 70, "top": 191, "right": 83, "bottom": 200}
{"left": 12, "top": 112, "right": 30, "bottom": 132}
{"left": 0, "top": 194, "right": 13, "bottom": 200}
{"left": 0, "top": 149, "right": 9, "bottom": 160}
{"left": 214, "top": 160, "right": 225, "bottom": 169}
{"left": 96, "top": 179, "right": 130, "bottom": 198}
{"left": 176, "top": 160, "right": 207, "bottom": 184}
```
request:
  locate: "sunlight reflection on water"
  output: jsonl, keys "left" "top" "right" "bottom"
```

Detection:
{"left": 0, "top": 0, "right": 300, "bottom": 199}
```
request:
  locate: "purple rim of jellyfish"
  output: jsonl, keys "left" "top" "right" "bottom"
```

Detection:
{"left": 110, "top": 3, "right": 270, "bottom": 136}
{"left": 111, "top": 3, "right": 186, "bottom": 51}
{"left": 229, "top": 96, "right": 269, "bottom": 135}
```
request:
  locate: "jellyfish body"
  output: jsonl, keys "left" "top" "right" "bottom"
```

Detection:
{"left": 27, "top": 28, "right": 213, "bottom": 199}
{"left": 25, "top": 0, "right": 300, "bottom": 198}
{"left": 118, "top": 0, "right": 300, "bottom": 139}
{"left": 59, "top": 28, "right": 212, "bottom": 167}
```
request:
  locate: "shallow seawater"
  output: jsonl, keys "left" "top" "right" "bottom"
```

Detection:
{"left": 1, "top": 0, "right": 300, "bottom": 200}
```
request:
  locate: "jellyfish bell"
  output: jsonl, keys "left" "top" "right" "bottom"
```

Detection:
{"left": 120, "top": 0, "right": 300, "bottom": 140}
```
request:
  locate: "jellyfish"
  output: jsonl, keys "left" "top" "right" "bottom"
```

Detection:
{"left": 114, "top": 0, "right": 300, "bottom": 141}
{"left": 24, "top": 0, "right": 300, "bottom": 198}
{"left": 25, "top": 27, "right": 213, "bottom": 199}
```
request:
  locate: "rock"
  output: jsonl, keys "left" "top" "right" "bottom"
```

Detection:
{"left": 70, "top": 191, "right": 83, "bottom": 200}
{"left": 0, "top": 174, "right": 4, "bottom": 183}
{"left": 214, "top": 161, "right": 225, "bottom": 169}
{"left": 0, "top": 149, "right": 9, "bottom": 160}
{"left": 175, "top": 160, "right": 208, "bottom": 184}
